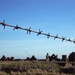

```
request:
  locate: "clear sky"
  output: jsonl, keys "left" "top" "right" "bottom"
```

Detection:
{"left": 0, "top": 0, "right": 75, "bottom": 59}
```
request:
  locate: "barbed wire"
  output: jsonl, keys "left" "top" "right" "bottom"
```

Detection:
{"left": 0, "top": 20, "right": 75, "bottom": 43}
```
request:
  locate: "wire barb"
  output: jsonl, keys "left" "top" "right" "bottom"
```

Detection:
{"left": 54, "top": 34, "right": 58, "bottom": 40}
{"left": 13, "top": 25, "right": 21, "bottom": 30}
{"left": 0, "top": 20, "right": 75, "bottom": 44}
{"left": 27, "top": 27, "right": 31, "bottom": 34}
{"left": 61, "top": 36, "right": 66, "bottom": 41}
{"left": 1, "top": 20, "right": 6, "bottom": 29}
{"left": 46, "top": 33, "right": 50, "bottom": 39}
{"left": 37, "top": 29, "right": 43, "bottom": 36}
{"left": 73, "top": 40, "right": 75, "bottom": 43}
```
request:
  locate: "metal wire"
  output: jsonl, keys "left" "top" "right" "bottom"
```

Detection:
{"left": 0, "top": 20, "right": 75, "bottom": 43}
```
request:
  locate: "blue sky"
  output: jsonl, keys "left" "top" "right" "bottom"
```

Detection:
{"left": 0, "top": 0, "right": 75, "bottom": 59}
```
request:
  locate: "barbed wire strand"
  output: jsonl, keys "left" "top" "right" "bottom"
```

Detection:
{"left": 0, "top": 20, "right": 75, "bottom": 43}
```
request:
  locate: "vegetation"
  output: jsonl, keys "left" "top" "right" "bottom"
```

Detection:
{"left": 0, "top": 61, "right": 74, "bottom": 75}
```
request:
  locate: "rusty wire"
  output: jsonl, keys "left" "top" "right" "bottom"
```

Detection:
{"left": 0, "top": 20, "right": 75, "bottom": 43}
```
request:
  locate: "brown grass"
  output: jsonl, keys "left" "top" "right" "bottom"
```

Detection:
{"left": 0, "top": 61, "right": 73, "bottom": 75}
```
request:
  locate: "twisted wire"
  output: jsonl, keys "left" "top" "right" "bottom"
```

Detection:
{"left": 0, "top": 20, "right": 75, "bottom": 43}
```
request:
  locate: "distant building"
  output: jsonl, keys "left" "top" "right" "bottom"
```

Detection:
{"left": 50, "top": 54, "right": 58, "bottom": 61}
{"left": 1, "top": 55, "right": 6, "bottom": 61}
{"left": 46, "top": 53, "right": 49, "bottom": 62}
{"left": 7, "top": 57, "right": 11, "bottom": 61}
{"left": 61, "top": 55, "right": 67, "bottom": 62}
{"left": 0, "top": 55, "right": 14, "bottom": 61}
{"left": 11, "top": 57, "right": 14, "bottom": 61}
{"left": 68, "top": 52, "right": 75, "bottom": 62}
{"left": 7, "top": 57, "right": 14, "bottom": 61}
{"left": 30, "top": 55, "right": 37, "bottom": 61}
{"left": 26, "top": 57, "right": 30, "bottom": 60}
{"left": 46, "top": 53, "right": 59, "bottom": 62}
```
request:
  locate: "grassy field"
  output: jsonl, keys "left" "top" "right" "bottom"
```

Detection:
{"left": 0, "top": 60, "right": 74, "bottom": 75}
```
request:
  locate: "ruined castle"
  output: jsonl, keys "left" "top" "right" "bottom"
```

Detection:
{"left": 0, "top": 52, "right": 75, "bottom": 62}
{"left": 46, "top": 52, "right": 75, "bottom": 62}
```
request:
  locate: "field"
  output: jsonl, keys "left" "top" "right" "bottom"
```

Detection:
{"left": 0, "top": 60, "right": 74, "bottom": 75}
